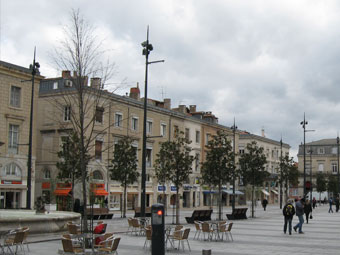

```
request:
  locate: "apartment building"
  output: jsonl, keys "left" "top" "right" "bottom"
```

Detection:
{"left": 36, "top": 71, "right": 239, "bottom": 211}
{"left": 0, "top": 60, "right": 43, "bottom": 209}
{"left": 239, "top": 130, "right": 290, "bottom": 204}
{"left": 297, "top": 139, "right": 340, "bottom": 198}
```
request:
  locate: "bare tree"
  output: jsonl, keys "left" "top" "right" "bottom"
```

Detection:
{"left": 49, "top": 9, "right": 116, "bottom": 231}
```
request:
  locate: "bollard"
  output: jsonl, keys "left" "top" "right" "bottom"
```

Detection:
{"left": 202, "top": 249, "right": 212, "bottom": 255}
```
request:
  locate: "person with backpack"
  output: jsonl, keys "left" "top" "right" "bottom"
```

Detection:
{"left": 283, "top": 199, "right": 295, "bottom": 235}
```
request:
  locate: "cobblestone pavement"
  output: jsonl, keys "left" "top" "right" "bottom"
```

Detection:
{"left": 17, "top": 204, "right": 340, "bottom": 254}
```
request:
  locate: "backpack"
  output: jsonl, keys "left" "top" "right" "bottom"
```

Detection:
{"left": 285, "top": 204, "right": 294, "bottom": 216}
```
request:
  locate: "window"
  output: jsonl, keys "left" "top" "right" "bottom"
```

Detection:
{"left": 53, "top": 82, "right": 58, "bottom": 90}
{"left": 318, "top": 163, "right": 324, "bottom": 172}
{"left": 318, "top": 147, "right": 324, "bottom": 154}
{"left": 174, "top": 125, "right": 179, "bottom": 138}
{"left": 332, "top": 147, "right": 338, "bottom": 154}
{"left": 239, "top": 144, "right": 245, "bottom": 154}
{"left": 161, "top": 123, "right": 167, "bottom": 137}
{"left": 95, "top": 140, "right": 103, "bottom": 160}
{"left": 64, "top": 106, "right": 71, "bottom": 122}
{"left": 44, "top": 169, "right": 51, "bottom": 179}
{"left": 185, "top": 128, "right": 190, "bottom": 140}
{"left": 205, "top": 133, "right": 210, "bottom": 145}
{"left": 147, "top": 120, "right": 153, "bottom": 134}
{"left": 93, "top": 170, "right": 103, "bottom": 180}
{"left": 131, "top": 117, "right": 138, "bottom": 131}
{"left": 195, "top": 131, "right": 200, "bottom": 143}
{"left": 95, "top": 107, "right": 104, "bottom": 123}
{"left": 332, "top": 162, "right": 338, "bottom": 174}
{"left": 195, "top": 153, "right": 200, "bottom": 172}
{"left": 8, "top": 124, "right": 19, "bottom": 154}
{"left": 10, "top": 86, "right": 21, "bottom": 108}
{"left": 146, "top": 148, "right": 152, "bottom": 167}
{"left": 115, "top": 113, "right": 123, "bottom": 127}
{"left": 3, "top": 163, "right": 22, "bottom": 177}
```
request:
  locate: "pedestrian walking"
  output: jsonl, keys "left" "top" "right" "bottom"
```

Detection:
{"left": 329, "top": 198, "right": 334, "bottom": 213}
{"left": 262, "top": 198, "right": 268, "bottom": 211}
{"left": 293, "top": 197, "right": 305, "bottom": 234}
{"left": 312, "top": 197, "right": 317, "bottom": 209}
{"left": 283, "top": 199, "right": 295, "bottom": 235}
{"left": 304, "top": 199, "right": 312, "bottom": 223}
{"left": 335, "top": 197, "right": 339, "bottom": 213}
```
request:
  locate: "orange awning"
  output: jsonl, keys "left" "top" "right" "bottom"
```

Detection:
{"left": 54, "top": 188, "right": 71, "bottom": 196}
{"left": 92, "top": 189, "right": 109, "bottom": 196}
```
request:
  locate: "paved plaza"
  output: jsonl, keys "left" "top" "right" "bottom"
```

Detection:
{"left": 21, "top": 203, "right": 340, "bottom": 255}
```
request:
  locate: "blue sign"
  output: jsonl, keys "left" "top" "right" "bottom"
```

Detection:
{"left": 158, "top": 185, "right": 166, "bottom": 192}
{"left": 171, "top": 186, "right": 177, "bottom": 192}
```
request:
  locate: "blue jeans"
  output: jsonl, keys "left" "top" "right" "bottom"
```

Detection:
{"left": 294, "top": 215, "right": 304, "bottom": 233}
{"left": 283, "top": 217, "right": 292, "bottom": 234}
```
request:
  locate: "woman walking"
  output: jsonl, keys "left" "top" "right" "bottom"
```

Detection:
{"left": 304, "top": 199, "right": 312, "bottom": 224}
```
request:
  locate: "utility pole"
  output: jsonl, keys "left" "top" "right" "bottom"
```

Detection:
{"left": 27, "top": 47, "right": 40, "bottom": 209}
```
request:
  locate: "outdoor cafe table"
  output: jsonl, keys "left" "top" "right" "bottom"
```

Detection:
{"left": 205, "top": 221, "right": 226, "bottom": 241}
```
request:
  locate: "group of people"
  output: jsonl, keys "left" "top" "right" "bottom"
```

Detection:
{"left": 283, "top": 197, "right": 313, "bottom": 235}
{"left": 282, "top": 196, "right": 339, "bottom": 235}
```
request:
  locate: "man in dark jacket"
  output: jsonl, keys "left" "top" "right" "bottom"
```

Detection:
{"left": 262, "top": 198, "right": 268, "bottom": 211}
{"left": 283, "top": 199, "right": 295, "bottom": 235}
{"left": 293, "top": 198, "right": 305, "bottom": 234}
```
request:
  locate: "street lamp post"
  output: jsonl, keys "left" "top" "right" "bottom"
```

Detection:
{"left": 231, "top": 118, "right": 237, "bottom": 212}
{"left": 337, "top": 135, "right": 340, "bottom": 198}
{"left": 280, "top": 138, "right": 283, "bottom": 209}
{"left": 300, "top": 114, "right": 308, "bottom": 198}
{"left": 27, "top": 48, "right": 40, "bottom": 209}
{"left": 308, "top": 147, "right": 313, "bottom": 202}
{"left": 140, "top": 26, "right": 164, "bottom": 219}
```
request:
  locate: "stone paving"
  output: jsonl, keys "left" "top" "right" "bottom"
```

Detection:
{"left": 16, "top": 203, "right": 340, "bottom": 254}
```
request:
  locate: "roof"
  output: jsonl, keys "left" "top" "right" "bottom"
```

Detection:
{"left": 305, "top": 139, "right": 337, "bottom": 146}
{"left": 0, "top": 60, "right": 42, "bottom": 76}
{"left": 239, "top": 131, "right": 290, "bottom": 149}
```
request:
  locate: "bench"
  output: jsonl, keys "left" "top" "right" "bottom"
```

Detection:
{"left": 86, "top": 208, "right": 114, "bottom": 220}
{"left": 185, "top": 209, "right": 213, "bottom": 224}
{"left": 226, "top": 208, "right": 248, "bottom": 220}
{"left": 134, "top": 207, "right": 151, "bottom": 217}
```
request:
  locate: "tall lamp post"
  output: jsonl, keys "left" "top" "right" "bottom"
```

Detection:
{"left": 308, "top": 147, "right": 313, "bottom": 201}
{"left": 27, "top": 48, "right": 40, "bottom": 209}
{"left": 140, "top": 26, "right": 164, "bottom": 218}
{"left": 279, "top": 138, "right": 283, "bottom": 209}
{"left": 231, "top": 118, "right": 237, "bottom": 211}
{"left": 337, "top": 135, "right": 340, "bottom": 198}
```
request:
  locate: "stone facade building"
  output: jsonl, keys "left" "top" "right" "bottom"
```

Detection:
{"left": 0, "top": 61, "right": 43, "bottom": 209}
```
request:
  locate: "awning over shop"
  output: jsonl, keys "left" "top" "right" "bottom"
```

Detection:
{"left": 203, "top": 190, "right": 216, "bottom": 194}
{"left": 92, "top": 189, "right": 109, "bottom": 196}
{"left": 262, "top": 189, "right": 270, "bottom": 196}
{"left": 271, "top": 189, "right": 278, "bottom": 195}
{"left": 222, "top": 189, "right": 244, "bottom": 195}
{"left": 54, "top": 188, "right": 71, "bottom": 196}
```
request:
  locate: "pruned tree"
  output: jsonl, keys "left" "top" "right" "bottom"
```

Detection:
{"left": 316, "top": 172, "right": 327, "bottom": 203}
{"left": 279, "top": 155, "right": 298, "bottom": 204}
{"left": 154, "top": 132, "right": 194, "bottom": 224}
{"left": 49, "top": 9, "right": 116, "bottom": 231}
{"left": 239, "top": 141, "right": 268, "bottom": 218}
{"left": 56, "top": 131, "right": 90, "bottom": 210}
{"left": 201, "top": 130, "right": 235, "bottom": 220}
{"left": 109, "top": 136, "right": 139, "bottom": 218}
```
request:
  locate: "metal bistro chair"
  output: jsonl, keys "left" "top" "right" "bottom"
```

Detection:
{"left": 225, "top": 222, "right": 234, "bottom": 242}
{"left": 21, "top": 227, "right": 30, "bottom": 252}
{"left": 96, "top": 237, "right": 120, "bottom": 255}
{"left": 4, "top": 231, "right": 25, "bottom": 255}
{"left": 144, "top": 228, "right": 152, "bottom": 249}
{"left": 201, "top": 222, "right": 214, "bottom": 241}
{"left": 61, "top": 238, "right": 84, "bottom": 254}
{"left": 193, "top": 221, "right": 203, "bottom": 240}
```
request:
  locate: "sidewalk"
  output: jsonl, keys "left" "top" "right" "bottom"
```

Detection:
{"left": 25, "top": 204, "right": 340, "bottom": 254}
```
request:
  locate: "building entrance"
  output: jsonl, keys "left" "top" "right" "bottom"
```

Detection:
{"left": 0, "top": 191, "right": 21, "bottom": 209}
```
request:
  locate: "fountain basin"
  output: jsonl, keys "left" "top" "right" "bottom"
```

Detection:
{"left": 0, "top": 210, "right": 81, "bottom": 233}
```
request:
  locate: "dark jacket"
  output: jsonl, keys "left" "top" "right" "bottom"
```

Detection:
{"left": 304, "top": 203, "right": 312, "bottom": 214}
{"left": 283, "top": 203, "right": 295, "bottom": 218}
{"left": 295, "top": 200, "right": 304, "bottom": 216}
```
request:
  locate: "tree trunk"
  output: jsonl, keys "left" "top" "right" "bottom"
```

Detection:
{"left": 176, "top": 188, "right": 180, "bottom": 224}
{"left": 123, "top": 184, "right": 127, "bottom": 218}
{"left": 218, "top": 183, "right": 222, "bottom": 220}
{"left": 251, "top": 184, "right": 255, "bottom": 218}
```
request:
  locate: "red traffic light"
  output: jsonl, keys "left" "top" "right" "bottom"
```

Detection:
{"left": 157, "top": 210, "right": 163, "bottom": 216}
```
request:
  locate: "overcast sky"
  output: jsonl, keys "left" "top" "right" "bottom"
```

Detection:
{"left": 2, "top": 0, "right": 340, "bottom": 159}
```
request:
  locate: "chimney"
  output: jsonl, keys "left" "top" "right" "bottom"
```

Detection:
{"left": 62, "top": 70, "right": 71, "bottom": 79}
{"left": 261, "top": 128, "right": 265, "bottom": 137}
{"left": 179, "top": 105, "right": 186, "bottom": 114}
{"left": 90, "top": 77, "right": 101, "bottom": 89}
{"left": 164, "top": 98, "right": 171, "bottom": 109}
{"left": 189, "top": 105, "right": 196, "bottom": 113}
{"left": 129, "top": 82, "right": 140, "bottom": 100}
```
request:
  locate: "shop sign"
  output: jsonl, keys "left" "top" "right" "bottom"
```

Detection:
{"left": 171, "top": 186, "right": 177, "bottom": 192}
{"left": 1, "top": 180, "right": 22, "bottom": 185}
{"left": 158, "top": 185, "right": 166, "bottom": 192}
